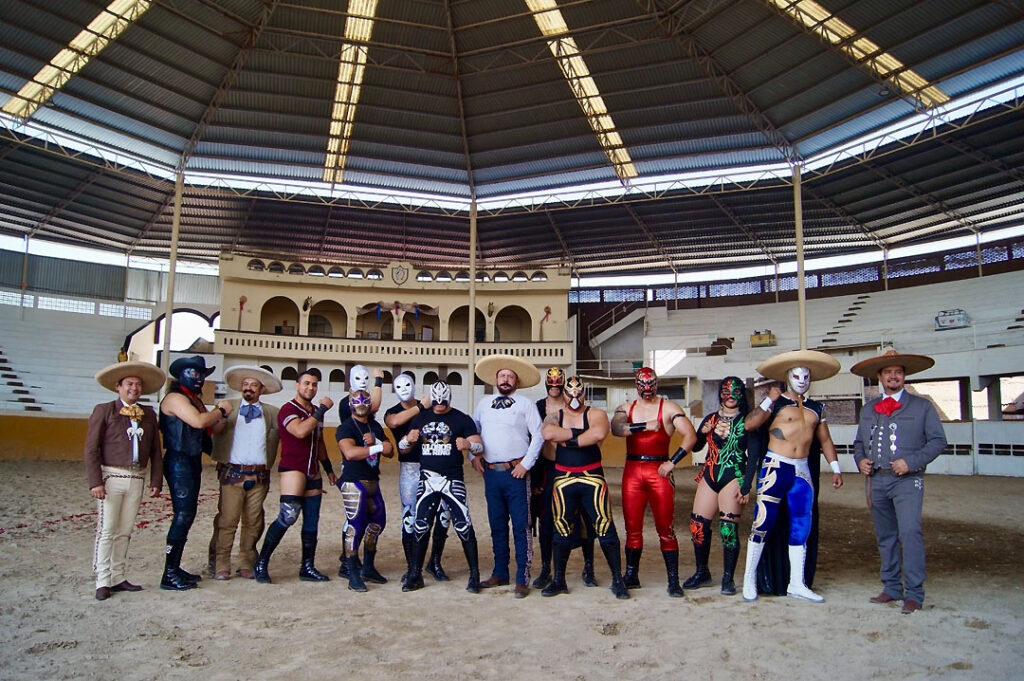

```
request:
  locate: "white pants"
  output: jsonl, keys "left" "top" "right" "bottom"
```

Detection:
{"left": 93, "top": 465, "right": 145, "bottom": 588}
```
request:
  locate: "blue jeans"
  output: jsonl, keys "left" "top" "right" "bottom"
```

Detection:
{"left": 483, "top": 467, "right": 532, "bottom": 585}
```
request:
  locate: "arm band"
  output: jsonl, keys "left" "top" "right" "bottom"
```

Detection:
{"left": 759, "top": 397, "right": 774, "bottom": 412}
{"left": 628, "top": 422, "right": 646, "bottom": 433}
{"left": 470, "top": 441, "right": 484, "bottom": 454}
{"left": 829, "top": 460, "right": 842, "bottom": 475}
{"left": 565, "top": 437, "right": 579, "bottom": 448}
{"left": 571, "top": 427, "right": 584, "bottom": 438}
{"left": 670, "top": 447, "right": 688, "bottom": 465}
{"left": 368, "top": 443, "right": 384, "bottom": 456}
{"left": 218, "top": 407, "right": 228, "bottom": 418}
{"left": 417, "top": 402, "right": 426, "bottom": 412}
{"left": 312, "top": 404, "right": 328, "bottom": 422}
{"left": 374, "top": 376, "right": 383, "bottom": 388}
{"left": 320, "top": 458, "right": 334, "bottom": 475}
{"left": 398, "top": 438, "right": 410, "bottom": 451}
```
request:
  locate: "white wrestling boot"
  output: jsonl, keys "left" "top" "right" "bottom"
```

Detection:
{"left": 786, "top": 544, "right": 824, "bottom": 603}
{"left": 742, "top": 540, "right": 763, "bottom": 601}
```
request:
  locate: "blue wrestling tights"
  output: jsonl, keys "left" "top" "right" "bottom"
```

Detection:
{"left": 749, "top": 454, "right": 813, "bottom": 546}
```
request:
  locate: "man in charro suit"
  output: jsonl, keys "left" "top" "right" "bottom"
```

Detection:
{"left": 852, "top": 349, "right": 946, "bottom": 615}
{"left": 85, "top": 360, "right": 166, "bottom": 601}
{"left": 208, "top": 366, "right": 282, "bottom": 580}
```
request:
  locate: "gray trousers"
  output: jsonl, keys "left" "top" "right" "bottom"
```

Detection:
{"left": 868, "top": 473, "right": 926, "bottom": 603}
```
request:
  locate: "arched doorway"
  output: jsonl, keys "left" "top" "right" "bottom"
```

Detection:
{"left": 449, "top": 306, "right": 486, "bottom": 342}
{"left": 260, "top": 296, "right": 300, "bottom": 335}
{"left": 493, "top": 305, "right": 532, "bottom": 342}
{"left": 309, "top": 300, "right": 348, "bottom": 338}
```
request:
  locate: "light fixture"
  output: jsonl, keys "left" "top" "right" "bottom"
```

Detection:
{"left": 766, "top": 0, "right": 949, "bottom": 109}
{"left": 323, "top": 0, "right": 380, "bottom": 184}
{"left": 526, "top": 0, "right": 637, "bottom": 183}
{"left": 2, "top": 0, "right": 151, "bottom": 120}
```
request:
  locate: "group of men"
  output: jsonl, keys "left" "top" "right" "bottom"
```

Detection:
{"left": 85, "top": 346, "right": 946, "bottom": 614}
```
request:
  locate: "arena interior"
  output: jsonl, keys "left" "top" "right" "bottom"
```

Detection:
{"left": 0, "top": 1, "right": 1022, "bottom": 680}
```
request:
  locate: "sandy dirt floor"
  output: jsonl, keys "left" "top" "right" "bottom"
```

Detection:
{"left": 0, "top": 460, "right": 1021, "bottom": 681}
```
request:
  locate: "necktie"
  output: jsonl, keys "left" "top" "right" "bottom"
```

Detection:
{"left": 240, "top": 403, "right": 262, "bottom": 423}
{"left": 120, "top": 404, "right": 143, "bottom": 463}
{"left": 874, "top": 396, "right": 901, "bottom": 417}
{"left": 491, "top": 396, "right": 514, "bottom": 410}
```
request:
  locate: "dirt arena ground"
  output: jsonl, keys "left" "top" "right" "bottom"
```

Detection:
{"left": 0, "top": 460, "right": 1021, "bottom": 681}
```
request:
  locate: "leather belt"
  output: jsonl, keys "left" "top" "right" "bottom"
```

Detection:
{"left": 224, "top": 464, "right": 267, "bottom": 473}
{"left": 626, "top": 455, "right": 668, "bottom": 462}
{"left": 485, "top": 457, "right": 523, "bottom": 470}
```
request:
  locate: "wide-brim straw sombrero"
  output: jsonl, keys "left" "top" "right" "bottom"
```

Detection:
{"left": 850, "top": 349, "right": 934, "bottom": 378}
{"left": 474, "top": 354, "right": 541, "bottom": 388}
{"left": 757, "top": 349, "right": 840, "bottom": 383}
{"left": 95, "top": 361, "right": 166, "bottom": 394}
{"left": 224, "top": 365, "right": 283, "bottom": 394}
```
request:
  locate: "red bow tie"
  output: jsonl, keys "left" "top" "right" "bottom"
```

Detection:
{"left": 874, "top": 396, "right": 901, "bottom": 417}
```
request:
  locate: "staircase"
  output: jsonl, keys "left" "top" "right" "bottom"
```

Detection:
{"left": 818, "top": 294, "right": 871, "bottom": 347}
{"left": 0, "top": 348, "right": 42, "bottom": 412}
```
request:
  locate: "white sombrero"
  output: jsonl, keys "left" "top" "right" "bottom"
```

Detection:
{"left": 756, "top": 349, "right": 840, "bottom": 383}
{"left": 850, "top": 349, "right": 934, "bottom": 378}
{"left": 224, "top": 365, "right": 283, "bottom": 394}
{"left": 95, "top": 361, "right": 166, "bottom": 394}
{"left": 474, "top": 354, "right": 541, "bottom": 388}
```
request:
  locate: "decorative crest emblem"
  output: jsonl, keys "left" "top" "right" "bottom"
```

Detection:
{"left": 392, "top": 265, "right": 409, "bottom": 285}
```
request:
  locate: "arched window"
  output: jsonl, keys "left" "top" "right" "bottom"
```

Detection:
{"left": 423, "top": 371, "right": 440, "bottom": 384}
{"left": 445, "top": 372, "right": 463, "bottom": 386}
{"left": 530, "top": 271, "right": 548, "bottom": 281}
{"left": 348, "top": 268, "right": 364, "bottom": 279}
{"left": 281, "top": 366, "right": 298, "bottom": 380}
{"left": 366, "top": 269, "right": 383, "bottom": 280}
{"left": 435, "top": 270, "right": 452, "bottom": 282}
{"left": 308, "top": 314, "right": 333, "bottom": 338}
{"left": 511, "top": 271, "right": 528, "bottom": 282}
{"left": 288, "top": 263, "right": 305, "bottom": 275}
{"left": 328, "top": 266, "right": 345, "bottom": 278}
{"left": 308, "top": 265, "right": 326, "bottom": 276}
{"left": 454, "top": 271, "right": 470, "bottom": 282}
{"left": 267, "top": 261, "right": 285, "bottom": 273}
{"left": 247, "top": 259, "right": 265, "bottom": 271}
{"left": 330, "top": 369, "right": 345, "bottom": 382}
{"left": 417, "top": 271, "right": 433, "bottom": 282}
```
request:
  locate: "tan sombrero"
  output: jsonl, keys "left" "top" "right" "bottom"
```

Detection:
{"left": 95, "top": 361, "right": 166, "bottom": 394}
{"left": 224, "top": 365, "right": 283, "bottom": 394}
{"left": 474, "top": 354, "right": 541, "bottom": 388}
{"left": 756, "top": 349, "right": 840, "bottom": 383}
{"left": 850, "top": 349, "right": 934, "bottom": 378}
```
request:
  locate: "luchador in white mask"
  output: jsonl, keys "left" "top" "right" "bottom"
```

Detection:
{"left": 787, "top": 366, "right": 811, "bottom": 396}
{"left": 349, "top": 365, "right": 370, "bottom": 392}
{"left": 394, "top": 373, "right": 415, "bottom": 403}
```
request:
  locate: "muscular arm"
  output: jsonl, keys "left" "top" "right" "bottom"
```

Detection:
{"left": 817, "top": 421, "right": 843, "bottom": 489}
{"left": 541, "top": 411, "right": 568, "bottom": 442}
{"left": 610, "top": 404, "right": 631, "bottom": 437}
{"left": 384, "top": 402, "right": 423, "bottom": 429}
{"left": 744, "top": 385, "right": 781, "bottom": 431}
{"left": 579, "top": 408, "right": 610, "bottom": 447}
{"left": 370, "top": 369, "right": 384, "bottom": 413}
{"left": 161, "top": 392, "right": 226, "bottom": 429}
{"left": 666, "top": 405, "right": 697, "bottom": 452}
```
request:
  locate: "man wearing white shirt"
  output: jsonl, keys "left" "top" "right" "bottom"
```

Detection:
{"left": 208, "top": 366, "right": 281, "bottom": 580}
{"left": 472, "top": 355, "right": 544, "bottom": 598}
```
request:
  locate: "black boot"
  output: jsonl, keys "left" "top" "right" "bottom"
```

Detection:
{"left": 541, "top": 544, "right": 569, "bottom": 597}
{"left": 663, "top": 549, "right": 684, "bottom": 598}
{"left": 683, "top": 514, "right": 713, "bottom": 589}
{"left": 623, "top": 547, "right": 642, "bottom": 589}
{"left": 298, "top": 532, "right": 329, "bottom": 582}
{"left": 425, "top": 525, "right": 449, "bottom": 581}
{"left": 463, "top": 534, "right": 481, "bottom": 594}
{"left": 532, "top": 562, "right": 551, "bottom": 589}
{"left": 362, "top": 548, "right": 388, "bottom": 584}
{"left": 581, "top": 538, "right": 598, "bottom": 587}
{"left": 721, "top": 543, "right": 740, "bottom": 596}
{"left": 400, "top": 529, "right": 415, "bottom": 585}
{"left": 600, "top": 540, "right": 630, "bottom": 600}
{"left": 254, "top": 521, "right": 286, "bottom": 584}
{"left": 346, "top": 555, "right": 367, "bottom": 592}
{"left": 338, "top": 552, "right": 361, "bottom": 578}
{"left": 403, "top": 535, "right": 430, "bottom": 592}
{"left": 175, "top": 545, "right": 201, "bottom": 584}
{"left": 160, "top": 542, "right": 196, "bottom": 591}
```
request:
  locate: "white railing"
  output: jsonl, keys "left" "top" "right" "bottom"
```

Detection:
{"left": 215, "top": 330, "right": 573, "bottom": 365}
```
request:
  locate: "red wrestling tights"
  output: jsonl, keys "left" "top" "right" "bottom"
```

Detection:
{"left": 621, "top": 461, "right": 678, "bottom": 551}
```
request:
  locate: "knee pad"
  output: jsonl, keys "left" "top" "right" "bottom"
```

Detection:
{"left": 719, "top": 519, "right": 739, "bottom": 549}
{"left": 277, "top": 496, "right": 303, "bottom": 527}
{"left": 452, "top": 520, "right": 473, "bottom": 541}
{"left": 690, "top": 514, "right": 712, "bottom": 546}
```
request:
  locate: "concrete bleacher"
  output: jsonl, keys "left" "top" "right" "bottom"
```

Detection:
{"left": 0, "top": 306, "right": 137, "bottom": 415}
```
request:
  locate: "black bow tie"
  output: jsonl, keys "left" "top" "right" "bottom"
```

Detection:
{"left": 491, "top": 396, "right": 514, "bottom": 410}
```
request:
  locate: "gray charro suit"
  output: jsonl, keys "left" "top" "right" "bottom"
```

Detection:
{"left": 208, "top": 398, "right": 280, "bottom": 575}
{"left": 853, "top": 391, "right": 946, "bottom": 603}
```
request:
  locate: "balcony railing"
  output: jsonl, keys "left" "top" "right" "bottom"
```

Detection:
{"left": 215, "top": 330, "right": 573, "bottom": 365}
